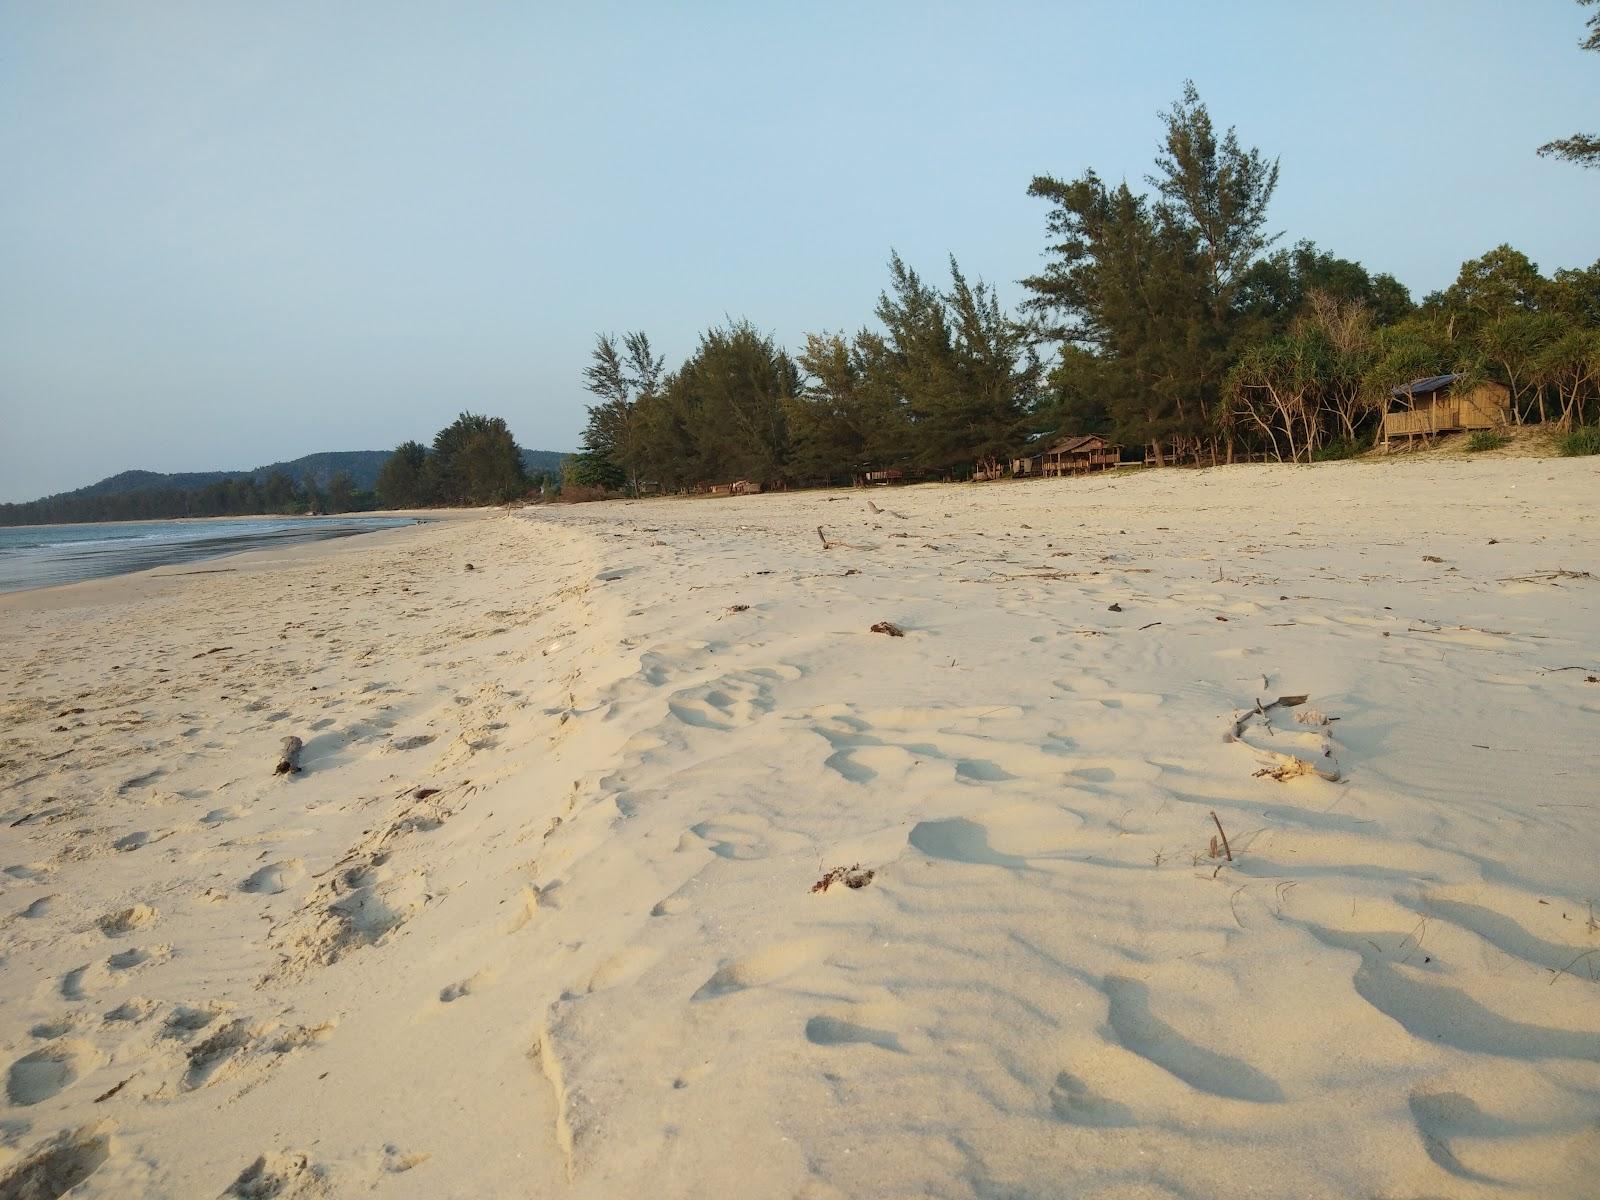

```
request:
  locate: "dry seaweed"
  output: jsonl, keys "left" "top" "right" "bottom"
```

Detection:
{"left": 811, "top": 864, "right": 875, "bottom": 893}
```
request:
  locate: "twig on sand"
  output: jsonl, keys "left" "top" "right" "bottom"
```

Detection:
{"left": 1497, "top": 569, "right": 1594, "bottom": 584}
{"left": 1138, "top": 621, "right": 1162, "bottom": 631}
{"left": 94, "top": 1075, "right": 134, "bottom": 1103}
{"left": 1550, "top": 947, "right": 1600, "bottom": 986}
{"left": 1209, "top": 811, "right": 1233, "bottom": 862}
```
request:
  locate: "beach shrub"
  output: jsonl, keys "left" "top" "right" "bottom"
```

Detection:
{"left": 1559, "top": 425, "right": 1600, "bottom": 456}
{"left": 558, "top": 484, "right": 612, "bottom": 504}
{"left": 1465, "top": 430, "right": 1507, "bottom": 452}
{"left": 1311, "top": 439, "right": 1360, "bottom": 462}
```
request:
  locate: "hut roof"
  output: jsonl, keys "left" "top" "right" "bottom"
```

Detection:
{"left": 1047, "top": 434, "right": 1108, "bottom": 454}
{"left": 1392, "top": 373, "right": 1461, "bottom": 400}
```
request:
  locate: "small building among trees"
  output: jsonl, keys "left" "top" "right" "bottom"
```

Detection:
{"left": 1040, "top": 434, "right": 1122, "bottom": 475}
{"left": 1382, "top": 375, "right": 1512, "bottom": 445}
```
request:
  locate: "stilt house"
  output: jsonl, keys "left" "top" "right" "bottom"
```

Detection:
{"left": 1383, "top": 375, "right": 1511, "bottom": 444}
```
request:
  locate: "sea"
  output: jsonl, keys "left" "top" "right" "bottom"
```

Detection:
{"left": 0, "top": 516, "right": 417, "bottom": 595}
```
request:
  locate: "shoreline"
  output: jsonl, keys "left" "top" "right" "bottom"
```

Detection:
{"left": 0, "top": 509, "right": 493, "bottom": 608}
{"left": 1, "top": 457, "right": 1597, "bottom": 1197}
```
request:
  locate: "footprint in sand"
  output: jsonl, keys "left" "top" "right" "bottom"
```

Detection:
{"left": 803, "top": 1016, "right": 903, "bottom": 1052}
{"left": 439, "top": 966, "right": 500, "bottom": 1003}
{"left": 692, "top": 937, "right": 834, "bottom": 1001}
{"left": 1407, "top": 1090, "right": 1509, "bottom": 1186}
{"left": 182, "top": 1019, "right": 256, "bottom": 1090}
{"left": 161, "top": 1004, "right": 228, "bottom": 1038}
{"left": 60, "top": 963, "right": 109, "bottom": 1002}
{"left": 5, "top": 1041, "right": 100, "bottom": 1106}
{"left": 1049, "top": 1070, "right": 1135, "bottom": 1127}
{"left": 241, "top": 860, "right": 307, "bottom": 896}
{"left": 29, "top": 1015, "right": 81, "bottom": 1040}
{"left": 1100, "top": 975, "right": 1284, "bottom": 1104}
{"left": 97, "top": 904, "right": 158, "bottom": 936}
{"left": 907, "top": 817, "right": 1028, "bottom": 869}
{"left": 0, "top": 1124, "right": 112, "bottom": 1197}
{"left": 108, "top": 945, "right": 168, "bottom": 973}
{"left": 103, "top": 997, "right": 157, "bottom": 1024}
{"left": 222, "top": 1151, "right": 326, "bottom": 1198}
{"left": 649, "top": 894, "right": 689, "bottom": 918}
{"left": 583, "top": 947, "right": 659, "bottom": 994}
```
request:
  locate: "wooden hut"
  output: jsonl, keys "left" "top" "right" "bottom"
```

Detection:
{"left": 1011, "top": 451, "right": 1046, "bottom": 477}
{"left": 1383, "top": 375, "right": 1511, "bottom": 445}
{"left": 1041, "top": 434, "right": 1121, "bottom": 476}
{"left": 855, "top": 468, "right": 904, "bottom": 487}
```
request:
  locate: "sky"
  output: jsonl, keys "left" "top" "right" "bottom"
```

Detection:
{"left": 2, "top": 0, "right": 1597, "bottom": 503}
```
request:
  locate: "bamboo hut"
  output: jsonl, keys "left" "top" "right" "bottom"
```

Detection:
{"left": 1382, "top": 375, "right": 1511, "bottom": 446}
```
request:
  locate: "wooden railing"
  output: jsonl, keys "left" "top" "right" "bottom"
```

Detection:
{"left": 1384, "top": 403, "right": 1457, "bottom": 436}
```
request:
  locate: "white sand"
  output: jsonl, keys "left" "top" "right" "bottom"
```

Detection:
{"left": 2, "top": 457, "right": 1597, "bottom": 1198}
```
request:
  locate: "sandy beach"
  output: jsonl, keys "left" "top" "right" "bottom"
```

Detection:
{"left": 2, "top": 457, "right": 1597, "bottom": 1199}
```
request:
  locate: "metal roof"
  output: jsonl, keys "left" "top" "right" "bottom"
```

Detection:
{"left": 1391, "top": 373, "right": 1461, "bottom": 400}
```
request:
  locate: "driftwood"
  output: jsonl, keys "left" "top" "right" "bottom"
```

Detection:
{"left": 1225, "top": 695, "right": 1308, "bottom": 741}
{"left": 275, "top": 736, "right": 304, "bottom": 776}
{"left": 1227, "top": 694, "right": 1341, "bottom": 782}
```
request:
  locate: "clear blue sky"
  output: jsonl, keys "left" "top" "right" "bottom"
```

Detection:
{"left": 2, "top": 0, "right": 1596, "bottom": 502}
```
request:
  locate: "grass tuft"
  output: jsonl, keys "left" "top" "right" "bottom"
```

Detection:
{"left": 1465, "top": 430, "right": 1507, "bottom": 453}
{"left": 1558, "top": 426, "right": 1600, "bottom": 457}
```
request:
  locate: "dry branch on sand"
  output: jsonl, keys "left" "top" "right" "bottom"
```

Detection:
{"left": 1226, "top": 694, "right": 1341, "bottom": 782}
{"left": 870, "top": 622, "right": 905, "bottom": 637}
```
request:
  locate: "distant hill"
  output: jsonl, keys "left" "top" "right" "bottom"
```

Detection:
{"left": 1, "top": 446, "right": 573, "bottom": 525}
{"left": 519, "top": 448, "right": 568, "bottom": 478}
{"left": 33, "top": 448, "right": 571, "bottom": 503}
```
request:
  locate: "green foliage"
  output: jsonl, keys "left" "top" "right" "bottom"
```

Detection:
{"left": 372, "top": 416, "right": 529, "bottom": 510}
{"left": 553, "top": 80, "right": 1600, "bottom": 482}
{"left": 1311, "top": 439, "right": 1361, "bottom": 461}
{"left": 326, "top": 471, "right": 357, "bottom": 512}
{"left": 1465, "top": 430, "right": 1507, "bottom": 452}
{"left": 375, "top": 441, "right": 430, "bottom": 508}
{"left": 1239, "top": 241, "right": 1414, "bottom": 331}
{"left": 787, "top": 331, "right": 899, "bottom": 482}
{"left": 562, "top": 451, "right": 626, "bottom": 492}
{"left": 1537, "top": 1, "right": 1600, "bottom": 166}
{"left": 578, "top": 331, "right": 669, "bottom": 494}
{"left": 1025, "top": 81, "right": 1282, "bottom": 457}
{"left": 1558, "top": 425, "right": 1600, "bottom": 455}
{"left": 429, "top": 413, "right": 527, "bottom": 505}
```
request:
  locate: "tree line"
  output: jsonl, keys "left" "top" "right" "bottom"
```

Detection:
{"left": 576, "top": 74, "right": 1598, "bottom": 490}
{"left": 374, "top": 412, "right": 535, "bottom": 508}
{"left": 0, "top": 469, "right": 366, "bottom": 526}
